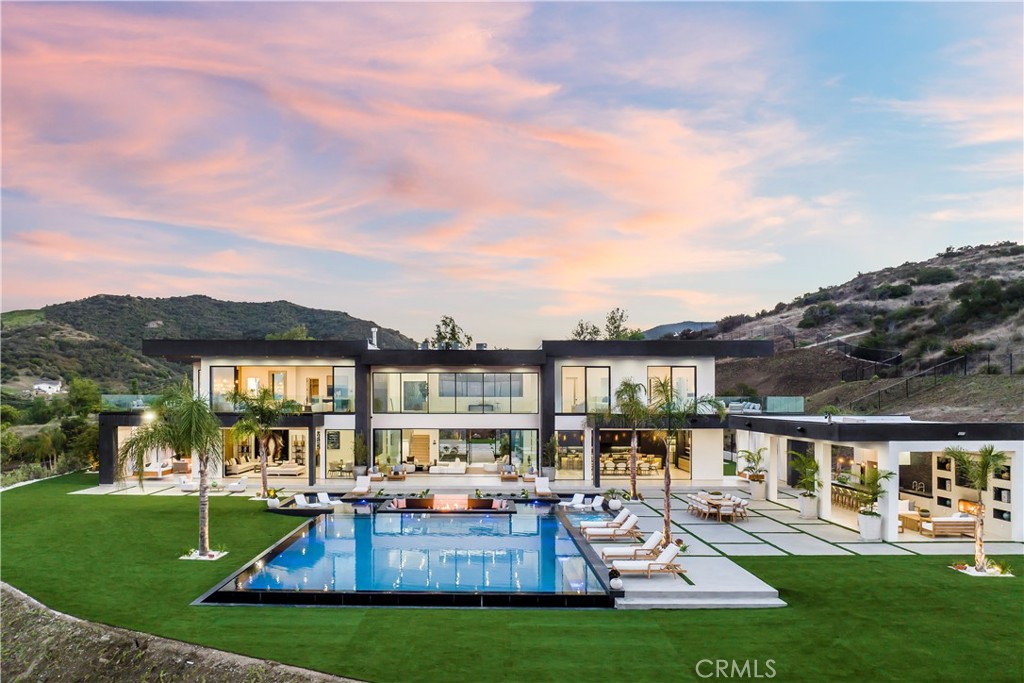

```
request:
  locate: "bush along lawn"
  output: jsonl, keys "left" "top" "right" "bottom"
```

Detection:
{"left": 1, "top": 473, "right": 1021, "bottom": 683}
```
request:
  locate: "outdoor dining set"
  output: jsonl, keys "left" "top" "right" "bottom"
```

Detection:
{"left": 685, "top": 492, "right": 750, "bottom": 522}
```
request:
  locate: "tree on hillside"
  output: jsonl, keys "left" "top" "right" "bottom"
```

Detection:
{"left": 431, "top": 315, "right": 473, "bottom": 349}
{"left": 570, "top": 320, "right": 601, "bottom": 341}
{"left": 614, "top": 378, "right": 648, "bottom": 500}
{"left": 229, "top": 387, "right": 301, "bottom": 498}
{"left": 67, "top": 378, "right": 102, "bottom": 417}
{"left": 944, "top": 445, "right": 1007, "bottom": 573}
{"left": 649, "top": 377, "right": 725, "bottom": 548}
{"left": 569, "top": 308, "right": 645, "bottom": 341}
{"left": 1, "top": 424, "right": 22, "bottom": 461}
{"left": 266, "top": 325, "right": 314, "bottom": 340}
{"left": 118, "top": 378, "right": 223, "bottom": 556}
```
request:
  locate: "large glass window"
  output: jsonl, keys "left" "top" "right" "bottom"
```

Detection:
{"left": 331, "top": 367, "right": 355, "bottom": 413}
{"left": 586, "top": 367, "right": 610, "bottom": 413}
{"left": 371, "top": 371, "right": 539, "bottom": 414}
{"left": 402, "top": 373, "right": 429, "bottom": 413}
{"left": 555, "top": 430, "right": 584, "bottom": 480}
{"left": 325, "top": 430, "right": 355, "bottom": 478}
{"left": 372, "top": 373, "right": 402, "bottom": 413}
{"left": 647, "top": 366, "right": 697, "bottom": 402}
{"left": 560, "top": 367, "right": 609, "bottom": 414}
{"left": 561, "top": 367, "right": 586, "bottom": 413}
{"left": 210, "top": 366, "right": 237, "bottom": 412}
{"left": 373, "top": 429, "right": 403, "bottom": 468}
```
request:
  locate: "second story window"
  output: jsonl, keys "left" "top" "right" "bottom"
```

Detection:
{"left": 560, "top": 366, "right": 610, "bottom": 414}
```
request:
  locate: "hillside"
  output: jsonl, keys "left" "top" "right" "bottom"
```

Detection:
{"left": 1, "top": 295, "right": 416, "bottom": 393}
{"left": 713, "top": 241, "right": 1024, "bottom": 364}
{"left": 716, "top": 347, "right": 872, "bottom": 397}
{"left": 806, "top": 375, "right": 1024, "bottom": 423}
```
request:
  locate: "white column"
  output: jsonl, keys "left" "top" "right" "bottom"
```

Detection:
{"left": 876, "top": 443, "right": 900, "bottom": 541}
{"left": 1011, "top": 446, "right": 1023, "bottom": 542}
{"left": 816, "top": 441, "right": 832, "bottom": 522}
{"left": 766, "top": 435, "right": 780, "bottom": 501}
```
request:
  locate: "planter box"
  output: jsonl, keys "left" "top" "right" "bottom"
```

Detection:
{"left": 798, "top": 495, "right": 818, "bottom": 520}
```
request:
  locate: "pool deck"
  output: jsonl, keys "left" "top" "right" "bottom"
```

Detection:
{"left": 71, "top": 476, "right": 1021, "bottom": 610}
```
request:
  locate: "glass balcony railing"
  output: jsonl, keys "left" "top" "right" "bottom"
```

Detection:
{"left": 102, "top": 395, "right": 160, "bottom": 411}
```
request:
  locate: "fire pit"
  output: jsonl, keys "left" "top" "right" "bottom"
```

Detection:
{"left": 377, "top": 495, "right": 515, "bottom": 513}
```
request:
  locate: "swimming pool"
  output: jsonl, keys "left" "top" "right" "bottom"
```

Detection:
{"left": 200, "top": 509, "right": 615, "bottom": 608}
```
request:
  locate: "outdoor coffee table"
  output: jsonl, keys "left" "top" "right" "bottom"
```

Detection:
{"left": 898, "top": 512, "right": 922, "bottom": 532}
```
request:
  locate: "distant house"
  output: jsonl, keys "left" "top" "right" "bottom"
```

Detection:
{"left": 33, "top": 380, "right": 62, "bottom": 395}
{"left": 145, "top": 320, "right": 164, "bottom": 329}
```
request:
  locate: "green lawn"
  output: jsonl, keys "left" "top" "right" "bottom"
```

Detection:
{"left": 2, "top": 473, "right": 1021, "bottom": 683}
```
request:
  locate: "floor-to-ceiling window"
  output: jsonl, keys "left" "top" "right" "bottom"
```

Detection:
{"left": 209, "top": 366, "right": 237, "bottom": 411}
{"left": 324, "top": 429, "right": 355, "bottom": 478}
{"left": 559, "top": 366, "right": 610, "bottom": 414}
{"left": 647, "top": 365, "right": 697, "bottom": 402}
{"left": 555, "top": 430, "right": 585, "bottom": 480}
{"left": 371, "top": 371, "right": 539, "bottom": 414}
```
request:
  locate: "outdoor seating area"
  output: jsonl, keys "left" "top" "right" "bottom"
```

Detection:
{"left": 685, "top": 492, "right": 750, "bottom": 522}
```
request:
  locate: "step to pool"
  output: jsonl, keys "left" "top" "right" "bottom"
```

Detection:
{"left": 615, "top": 595, "right": 787, "bottom": 609}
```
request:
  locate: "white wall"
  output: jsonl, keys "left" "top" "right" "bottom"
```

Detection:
{"left": 691, "top": 429, "right": 725, "bottom": 479}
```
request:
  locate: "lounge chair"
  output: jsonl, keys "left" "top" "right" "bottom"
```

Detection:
{"left": 612, "top": 543, "right": 684, "bottom": 578}
{"left": 534, "top": 477, "right": 552, "bottom": 496}
{"left": 583, "top": 515, "right": 641, "bottom": 541}
{"left": 316, "top": 491, "right": 334, "bottom": 507}
{"left": 523, "top": 467, "right": 537, "bottom": 483}
{"left": 600, "top": 530, "right": 665, "bottom": 561}
{"left": 351, "top": 476, "right": 371, "bottom": 496}
{"left": 368, "top": 465, "right": 385, "bottom": 482}
{"left": 226, "top": 477, "right": 247, "bottom": 493}
{"left": 558, "top": 493, "right": 585, "bottom": 508}
{"left": 177, "top": 476, "right": 198, "bottom": 493}
{"left": 387, "top": 464, "right": 406, "bottom": 481}
{"left": 294, "top": 494, "right": 324, "bottom": 509}
{"left": 500, "top": 465, "right": 519, "bottom": 482}
{"left": 580, "top": 508, "right": 631, "bottom": 530}
{"left": 574, "top": 495, "right": 605, "bottom": 511}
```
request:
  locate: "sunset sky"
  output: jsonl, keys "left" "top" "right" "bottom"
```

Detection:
{"left": 2, "top": 2, "right": 1021, "bottom": 347}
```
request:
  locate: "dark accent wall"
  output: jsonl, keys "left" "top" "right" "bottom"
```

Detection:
{"left": 540, "top": 360, "right": 556, "bottom": 449}
{"left": 730, "top": 416, "right": 1024, "bottom": 442}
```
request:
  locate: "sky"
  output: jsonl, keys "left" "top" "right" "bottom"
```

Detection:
{"left": 2, "top": 2, "right": 1021, "bottom": 348}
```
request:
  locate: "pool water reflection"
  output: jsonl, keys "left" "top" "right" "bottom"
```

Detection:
{"left": 239, "top": 512, "right": 605, "bottom": 595}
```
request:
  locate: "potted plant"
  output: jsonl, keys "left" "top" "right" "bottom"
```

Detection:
{"left": 603, "top": 487, "right": 630, "bottom": 511}
{"left": 854, "top": 468, "right": 895, "bottom": 541}
{"left": 608, "top": 568, "right": 623, "bottom": 590}
{"left": 265, "top": 488, "right": 283, "bottom": 509}
{"left": 739, "top": 448, "right": 767, "bottom": 500}
{"left": 541, "top": 435, "right": 558, "bottom": 480}
{"left": 352, "top": 433, "right": 369, "bottom": 477}
{"left": 789, "top": 450, "right": 821, "bottom": 519}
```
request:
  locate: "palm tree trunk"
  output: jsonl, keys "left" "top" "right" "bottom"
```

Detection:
{"left": 662, "top": 437, "right": 672, "bottom": 549}
{"left": 259, "top": 436, "right": 269, "bottom": 498}
{"left": 198, "top": 454, "right": 210, "bottom": 556}
{"left": 975, "top": 499, "right": 986, "bottom": 573}
{"left": 629, "top": 429, "right": 638, "bottom": 499}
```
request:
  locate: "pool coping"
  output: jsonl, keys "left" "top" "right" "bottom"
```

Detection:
{"left": 193, "top": 508, "right": 619, "bottom": 609}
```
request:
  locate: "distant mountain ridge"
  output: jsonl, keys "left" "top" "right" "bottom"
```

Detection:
{"left": 643, "top": 321, "right": 715, "bottom": 339}
{"left": 1, "top": 294, "right": 417, "bottom": 393}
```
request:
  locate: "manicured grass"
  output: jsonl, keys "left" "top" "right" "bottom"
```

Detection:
{"left": 723, "top": 460, "right": 737, "bottom": 476}
{"left": 2, "top": 474, "right": 1021, "bottom": 683}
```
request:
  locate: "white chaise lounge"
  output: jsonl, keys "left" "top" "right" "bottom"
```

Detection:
{"left": 583, "top": 515, "right": 641, "bottom": 540}
{"left": 580, "top": 508, "right": 631, "bottom": 531}
{"left": 601, "top": 530, "right": 664, "bottom": 561}
{"left": 351, "top": 476, "right": 371, "bottom": 496}
{"left": 612, "top": 543, "right": 684, "bottom": 577}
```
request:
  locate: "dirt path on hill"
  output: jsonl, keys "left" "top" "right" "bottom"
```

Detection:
{"left": 0, "top": 583, "right": 360, "bottom": 683}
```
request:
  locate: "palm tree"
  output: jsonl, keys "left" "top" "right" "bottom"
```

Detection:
{"left": 117, "top": 378, "right": 223, "bottom": 555}
{"left": 649, "top": 377, "right": 725, "bottom": 548}
{"left": 228, "top": 387, "right": 301, "bottom": 498}
{"left": 614, "top": 379, "right": 648, "bottom": 500}
{"left": 945, "top": 445, "right": 1007, "bottom": 572}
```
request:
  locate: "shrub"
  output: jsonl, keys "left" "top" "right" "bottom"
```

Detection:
{"left": 797, "top": 302, "right": 838, "bottom": 329}
{"left": 914, "top": 267, "right": 957, "bottom": 285}
{"left": 979, "top": 364, "right": 1002, "bottom": 375}
{"left": 873, "top": 283, "right": 913, "bottom": 299}
{"left": 0, "top": 463, "right": 50, "bottom": 488}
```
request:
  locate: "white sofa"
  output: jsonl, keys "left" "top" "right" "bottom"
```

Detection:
{"left": 429, "top": 459, "right": 467, "bottom": 475}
